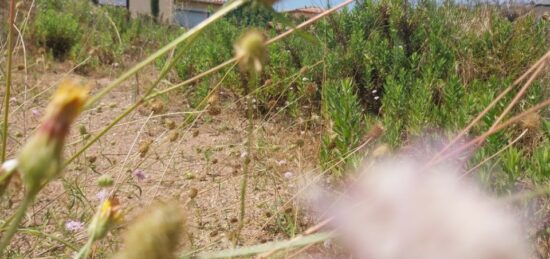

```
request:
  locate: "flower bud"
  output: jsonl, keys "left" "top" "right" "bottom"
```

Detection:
{"left": 18, "top": 80, "right": 88, "bottom": 194}
{"left": 115, "top": 202, "right": 186, "bottom": 259}
{"left": 234, "top": 29, "right": 267, "bottom": 74}
{"left": 88, "top": 197, "right": 123, "bottom": 241}
{"left": 97, "top": 175, "right": 114, "bottom": 187}
{"left": 0, "top": 159, "right": 19, "bottom": 196}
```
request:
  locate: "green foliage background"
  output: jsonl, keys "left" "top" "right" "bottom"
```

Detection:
{"left": 30, "top": 0, "right": 550, "bottom": 192}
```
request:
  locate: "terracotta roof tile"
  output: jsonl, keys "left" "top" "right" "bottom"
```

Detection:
{"left": 286, "top": 6, "right": 325, "bottom": 14}
{"left": 191, "top": 0, "right": 225, "bottom": 4}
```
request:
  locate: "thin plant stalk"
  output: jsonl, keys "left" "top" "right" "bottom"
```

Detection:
{"left": 237, "top": 70, "right": 258, "bottom": 242}
{"left": 488, "top": 62, "right": 546, "bottom": 131}
{"left": 427, "top": 99, "right": 550, "bottom": 167}
{"left": 1, "top": 0, "right": 16, "bottom": 163}
{"left": 428, "top": 50, "right": 550, "bottom": 164}
{"left": 74, "top": 236, "right": 95, "bottom": 259}
{"left": 0, "top": 193, "right": 33, "bottom": 255}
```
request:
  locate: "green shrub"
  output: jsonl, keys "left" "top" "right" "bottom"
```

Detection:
{"left": 320, "top": 78, "right": 364, "bottom": 176}
{"left": 33, "top": 9, "right": 81, "bottom": 59}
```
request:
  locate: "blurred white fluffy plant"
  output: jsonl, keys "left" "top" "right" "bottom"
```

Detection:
{"left": 308, "top": 157, "right": 530, "bottom": 259}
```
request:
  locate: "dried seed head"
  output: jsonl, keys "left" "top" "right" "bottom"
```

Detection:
{"left": 207, "top": 92, "right": 219, "bottom": 106}
{"left": 164, "top": 119, "right": 176, "bottom": 130}
{"left": 520, "top": 112, "right": 540, "bottom": 130}
{"left": 366, "top": 124, "right": 384, "bottom": 140}
{"left": 169, "top": 130, "right": 179, "bottom": 142}
{"left": 208, "top": 105, "right": 221, "bottom": 116}
{"left": 188, "top": 188, "right": 198, "bottom": 199}
{"left": 150, "top": 101, "right": 164, "bottom": 114}
{"left": 234, "top": 29, "right": 267, "bottom": 73}
{"left": 115, "top": 202, "right": 186, "bottom": 259}
{"left": 139, "top": 140, "right": 152, "bottom": 157}
{"left": 18, "top": 80, "right": 88, "bottom": 194}
{"left": 87, "top": 155, "right": 97, "bottom": 164}
{"left": 79, "top": 125, "right": 88, "bottom": 135}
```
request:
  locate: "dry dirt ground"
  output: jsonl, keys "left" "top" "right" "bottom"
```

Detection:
{"left": 0, "top": 60, "right": 334, "bottom": 258}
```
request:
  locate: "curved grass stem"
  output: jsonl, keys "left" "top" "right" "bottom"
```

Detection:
{"left": 1, "top": 0, "right": 17, "bottom": 163}
{"left": 0, "top": 193, "right": 33, "bottom": 256}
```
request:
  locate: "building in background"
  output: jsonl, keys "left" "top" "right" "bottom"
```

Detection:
{"left": 98, "top": 0, "right": 225, "bottom": 27}
{"left": 173, "top": 0, "right": 224, "bottom": 28}
{"left": 98, "top": 0, "right": 127, "bottom": 7}
{"left": 534, "top": 0, "right": 550, "bottom": 19}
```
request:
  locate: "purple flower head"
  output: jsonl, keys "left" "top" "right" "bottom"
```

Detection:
{"left": 31, "top": 108, "right": 41, "bottom": 118}
{"left": 65, "top": 220, "right": 84, "bottom": 232}
{"left": 96, "top": 189, "right": 109, "bottom": 202}
{"left": 133, "top": 169, "right": 146, "bottom": 181}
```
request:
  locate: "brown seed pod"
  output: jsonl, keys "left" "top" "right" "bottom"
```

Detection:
{"left": 164, "top": 119, "right": 176, "bottom": 130}
{"left": 87, "top": 155, "right": 97, "bottom": 164}
{"left": 520, "top": 112, "right": 541, "bottom": 130}
{"left": 207, "top": 92, "right": 219, "bottom": 106}
{"left": 150, "top": 101, "right": 164, "bottom": 115}
{"left": 208, "top": 105, "right": 221, "bottom": 116}
{"left": 139, "top": 140, "right": 152, "bottom": 157}
{"left": 188, "top": 188, "right": 198, "bottom": 199}
{"left": 169, "top": 130, "right": 179, "bottom": 142}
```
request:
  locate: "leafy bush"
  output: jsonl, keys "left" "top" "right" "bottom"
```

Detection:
{"left": 33, "top": 9, "right": 81, "bottom": 59}
{"left": 320, "top": 78, "right": 364, "bottom": 176}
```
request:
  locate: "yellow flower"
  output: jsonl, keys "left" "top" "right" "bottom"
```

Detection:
{"left": 88, "top": 197, "right": 123, "bottom": 241}
{"left": 18, "top": 80, "right": 88, "bottom": 194}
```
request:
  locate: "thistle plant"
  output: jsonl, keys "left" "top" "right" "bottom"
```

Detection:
{"left": 76, "top": 197, "right": 123, "bottom": 259}
{"left": 114, "top": 202, "right": 185, "bottom": 259}
{"left": 234, "top": 29, "right": 267, "bottom": 241}
{"left": 0, "top": 80, "right": 89, "bottom": 255}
